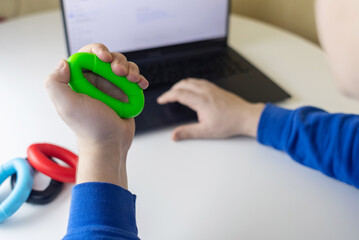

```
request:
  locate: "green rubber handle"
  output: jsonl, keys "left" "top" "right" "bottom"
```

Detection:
{"left": 67, "top": 52, "right": 145, "bottom": 118}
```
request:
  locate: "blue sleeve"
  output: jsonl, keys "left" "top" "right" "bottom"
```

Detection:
{"left": 62, "top": 182, "right": 140, "bottom": 240}
{"left": 257, "top": 103, "right": 359, "bottom": 188}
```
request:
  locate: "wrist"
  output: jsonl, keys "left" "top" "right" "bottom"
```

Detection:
{"left": 76, "top": 139, "right": 129, "bottom": 189}
{"left": 77, "top": 138, "right": 128, "bottom": 159}
{"left": 235, "top": 103, "right": 265, "bottom": 138}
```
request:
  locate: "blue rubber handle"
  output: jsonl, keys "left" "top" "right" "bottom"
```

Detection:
{"left": 0, "top": 158, "right": 33, "bottom": 223}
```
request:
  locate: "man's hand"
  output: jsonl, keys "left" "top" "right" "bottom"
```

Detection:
{"left": 158, "top": 79, "right": 264, "bottom": 141}
{"left": 45, "top": 43, "right": 149, "bottom": 188}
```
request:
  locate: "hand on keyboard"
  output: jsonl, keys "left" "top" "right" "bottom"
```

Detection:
{"left": 157, "top": 78, "right": 264, "bottom": 141}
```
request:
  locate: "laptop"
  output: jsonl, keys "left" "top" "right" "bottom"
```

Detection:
{"left": 60, "top": 0, "right": 290, "bottom": 132}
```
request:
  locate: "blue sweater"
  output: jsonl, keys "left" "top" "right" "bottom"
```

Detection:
{"left": 63, "top": 182, "right": 140, "bottom": 240}
{"left": 63, "top": 104, "right": 359, "bottom": 239}
{"left": 258, "top": 104, "right": 359, "bottom": 187}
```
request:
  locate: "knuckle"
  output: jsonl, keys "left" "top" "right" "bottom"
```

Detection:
{"left": 128, "top": 61, "right": 138, "bottom": 70}
{"left": 176, "top": 79, "right": 189, "bottom": 88}
{"left": 114, "top": 52, "right": 127, "bottom": 62}
{"left": 198, "top": 79, "right": 210, "bottom": 86}
{"left": 94, "top": 43, "right": 106, "bottom": 49}
{"left": 171, "top": 81, "right": 181, "bottom": 90}
{"left": 184, "top": 78, "right": 193, "bottom": 84}
{"left": 198, "top": 79, "right": 207, "bottom": 84}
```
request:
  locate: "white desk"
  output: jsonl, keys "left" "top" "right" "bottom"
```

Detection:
{"left": 1, "top": 11, "right": 359, "bottom": 240}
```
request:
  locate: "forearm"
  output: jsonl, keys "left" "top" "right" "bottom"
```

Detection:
{"left": 257, "top": 104, "right": 359, "bottom": 187}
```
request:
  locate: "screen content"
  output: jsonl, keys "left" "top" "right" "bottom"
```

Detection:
{"left": 62, "top": 0, "right": 228, "bottom": 54}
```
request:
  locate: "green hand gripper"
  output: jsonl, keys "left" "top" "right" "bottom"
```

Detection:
{"left": 67, "top": 52, "right": 145, "bottom": 118}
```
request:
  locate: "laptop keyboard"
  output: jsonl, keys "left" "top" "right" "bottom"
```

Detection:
{"left": 138, "top": 52, "right": 249, "bottom": 85}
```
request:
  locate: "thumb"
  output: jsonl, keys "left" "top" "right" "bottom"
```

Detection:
{"left": 45, "top": 59, "right": 80, "bottom": 113}
{"left": 172, "top": 123, "right": 206, "bottom": 141}
{"left": 47, "top": 59, "right": 71, "bottom": 84}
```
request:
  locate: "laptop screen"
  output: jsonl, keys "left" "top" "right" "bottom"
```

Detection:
{"left": 61, "top": 0, "right": 229, "bottom": 55}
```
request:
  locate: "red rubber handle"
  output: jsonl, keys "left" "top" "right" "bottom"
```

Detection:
{"left": 27, "top": 143, "right": 78, "bottom": 183}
